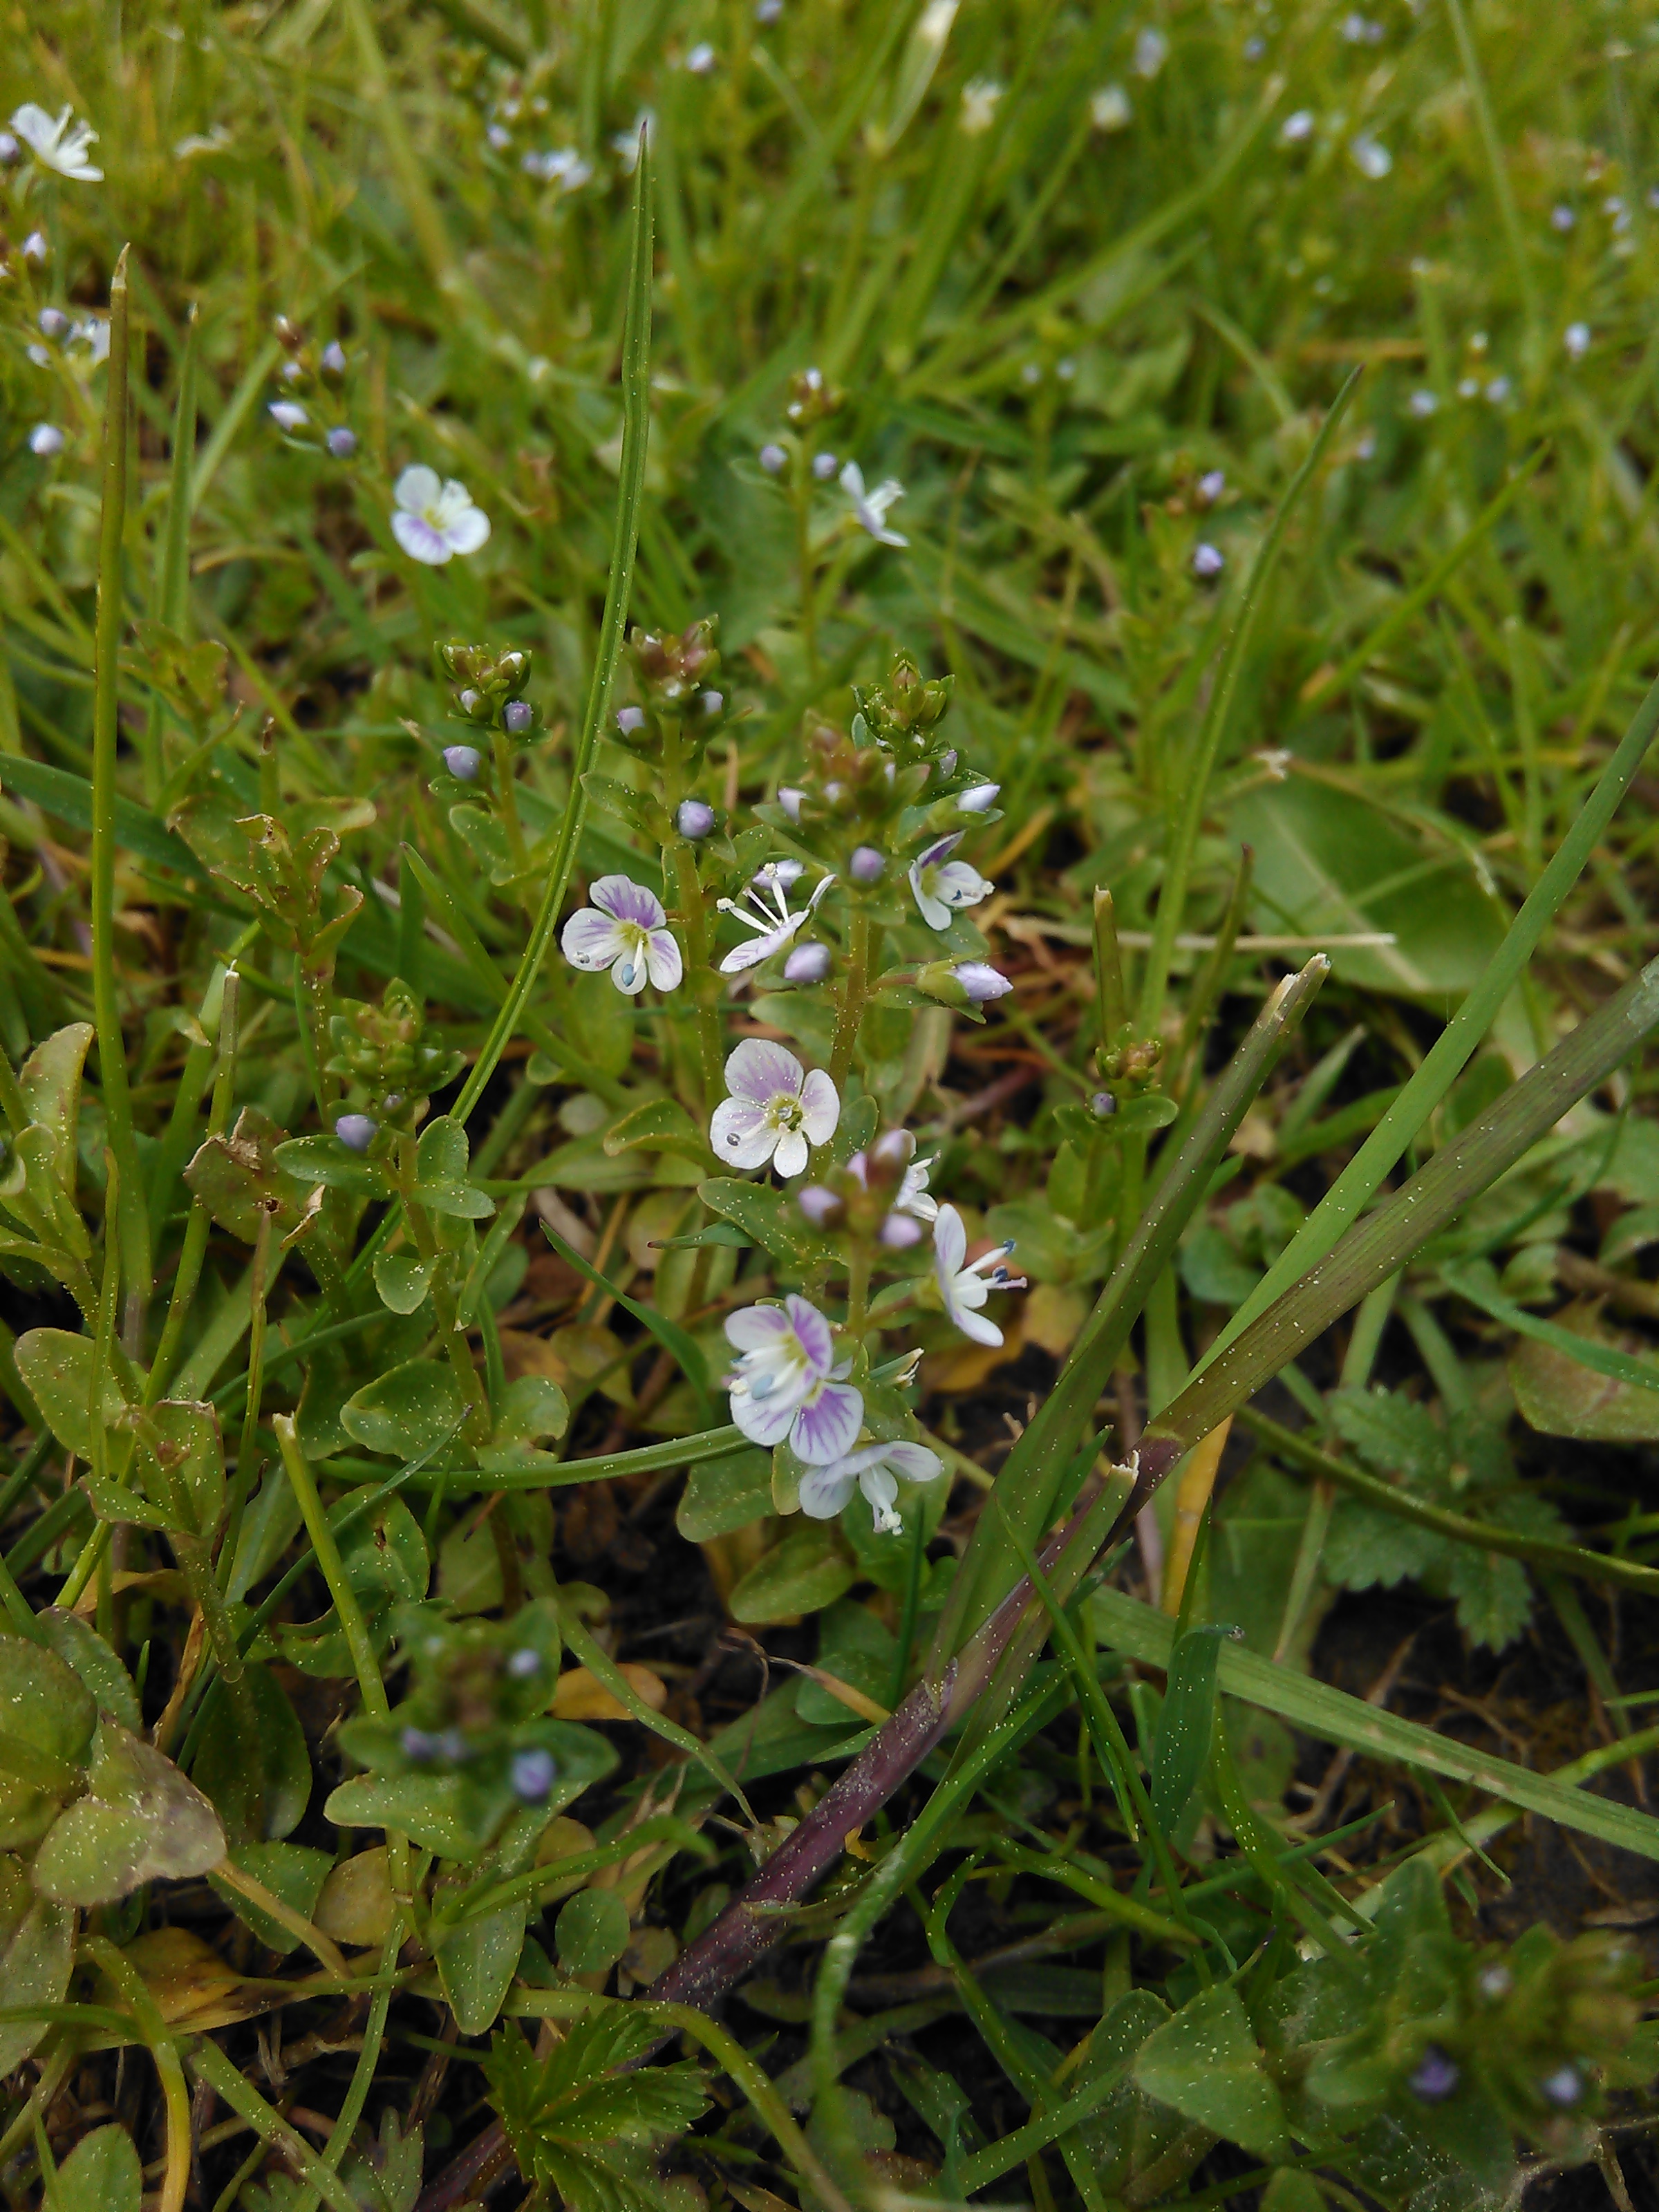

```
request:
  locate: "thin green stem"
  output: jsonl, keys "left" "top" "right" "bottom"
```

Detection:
{"left": 829, "top": 899, "right": 872, "bottom": 1087}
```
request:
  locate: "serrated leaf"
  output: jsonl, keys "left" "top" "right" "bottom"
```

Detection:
{"left": 1442, "top": 1546, "right": 1534, "bottom": 1651}
{"left": 1323, "top": 1501, "right": 1446, "bottom": 1592}
{"left": 1330, "top": 1387, "right": 1451, "bottom": 1490}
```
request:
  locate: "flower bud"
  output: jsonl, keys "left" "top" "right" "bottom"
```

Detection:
{"left": 784, "top": 941, "right": 831, "bottom": 983}
{"left": 778, "top": 787, "right": 805, "bottom": 823}
{"left": 1197, "top": 468, "right": 1226, "bottom": 505}
{"left": 937, "top": 748, "right": 958, "bottom": 775}
{"left": 503, "top": 699, "right": 535, "bottom": 735}
{"left": 759, "top": 442, "right": 788, "bottom": 474}
{"left": 402, "top": 1726, "right": 440, "bottom": 1762}
{"left": 1408, "top": 2048, "right": 1459, "bottom": 2103}
{"left": 1539, "top": 2065, "right": 1583, "bottom": 2110}
{"left": 0, "top": 133, "right": 17, "bottom": 164}
{"left": 699, "top": 688, "right": 724, "bottom": 715}
{"left": 880, "top": 1211, "right": 924, "bottom": 1249}
{"left": 511, "top": 1747, "right": 558, "bottom": 1802}
{"left": 320, "top": 339, "right": 348, "bottom": 377}
{"left": 1091, "top": 1090, "right": 1116, "bottom": 1118}
{"left": 325, "top": 426, "right": 357, "bottom": 458}
{"left": 335, "top": 1112, "right": 379, "bottom": 1152}
{"left": 268, "top": 400, "right": 309, "bottom": 431}
{"left": 280, "top": 358, "right": 306, "bottom": 384}
{"left": 506, "top": 1647, "right": 541, "bottom": 1678}
{"left": 1192, "top": 542, "right": 1225, "bottom": 579}
{"left": 849, "top": 845, "right": 885, "bottom": 884}
{"left": 22, "top": 232, "right": 49, "bottom": 264}
{"left": 957, "top": 782, "right": 1000, "bottom": 812}
{"left": 615, "top": 705, "right": 646, "bottom": 733}
{"left": 458, "top": 688, "right": 482, "bottom": 718}
{"left": 443, "top": 745, "right": 483, "bottom": 781}
{"left": 797, "top": 1185, "right": 841, "bottom": 1227}
{"left": 956, "top": 962, "right": 1013, "bottom": 1003}
{"left": 677, "top": 798, "right": 716, "bottom": 839}
{"left": 812, "top": 451, "right": 838, "bottom": 480}
{"left": 28, "top": 424, "right": 64, "bottom": 458}
{"left": 38, "top": 307, "right": 69, "bottom": 340}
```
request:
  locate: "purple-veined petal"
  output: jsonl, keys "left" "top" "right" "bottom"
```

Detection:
{"left": 884, "top": 1441, "right": 943, "bottom": 1483}
{"left": 934, "top": 861, "right": 992, "bottom": 908}
{"left": 730, "top": 1385, "right": 798, "bottom": 1449}
{"left": 799, "top": 1069, "right": 841, "bottom": 1145}
{"left": 772, "top": 1127, "right": 809, "bottom": 1179}
{"left": 644, "top": 928, "right": 683, "bottom": 992}
{"left": 917, "top": 832, "right": 964, "bottom": 869}
{"left": 784, "top": 1295, "right": 834, "bottom": 1377}
{"left": 392, "top": 511, "right": 453, "bottom": 565}
{"left": 393, "top": 463, "right": 442, "bottom": 512}
{"left": 724, "top": 1037, "right": 804, "bottom": 1107}
{"left": 710, "top": 1098, "right": 777, "bottom": 1169}
{"left": 724, "top": 1302, "right": 796, "bottom": 1352}
{"left": 798, "top": 1463, "right": 858, "bottom": 1519}
{"left": 560, "top": 908, "right": 626, "bottom": 971}
{"left": 590, "top": 875, "right": 666, "bottom": 930}
{"left": 791, "top": 1380, "right": 864, "bottom": 1465}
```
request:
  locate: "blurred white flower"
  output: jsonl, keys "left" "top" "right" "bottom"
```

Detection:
{"left": 1132, "top": 27, "right": 1168, "bottom": 77}
{"left": 391, "top": 465, "right": 491, "bottom": 565}
{"left": 69, "top": 317, "right": 110, "bottom": 366}
{"left": 1349, "top": 134, "right": 1391, "bottom": 180}
{"left": 960, "top": 79, "right": 1003, "bottom": 135}
{"left": 175, "top": 125, "right": 232, "bottom": 159}
{"left": 1564, "top": 321, "right": 1591, "bottom": 361}
{"left": 1408, "top": 389, "right": 1438, "bottom": 418}
{"left": 841, "top": 461, "right": 907, "bottom": 547}
{"left": 10, "top": 104, "right": 102, "bottom": 182}
{"left": 684, "top": 41, "right": 717, "bottom": 72}
{"left": 909, "top": 833, "right": 993, "bottom": 930}
{"left": 1192, "top": 542, "right": 1224, "bottom": 579}
{"left": 523, "top": 147, "right": 592, "bottom": 187}
{"left": 28, "top": 424, "right": 64, "bottom": 458}
{"left": 1280, "top": 109, "right": 1315, "bottom": 144}
{"left": 1090, "top": 84, "right": 1132, "bottom": 132}
{"left": 268, "top": 400, "right": 310, "bottom": 432}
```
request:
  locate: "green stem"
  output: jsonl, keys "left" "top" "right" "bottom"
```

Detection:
{"left": 149, "top": 970, "right": 241, "bottom": 1404}
{"left": 668, "top": 836, "right": 722, "bottom": 1110}
{"left": 285, "top": 1924, "right": 402, "bottom": 2212}
{"left": 219, "top": 1204, "right": 275, "bottom": 1586}
{"left": 91, "top": 245, "right": 151, "bottom": 1317}
{"left": 186, "top": 2041, "right": 362, "bottom": 2212}
{"left": 491, "top": 727, "right": 533, "bottom": 893}
{"left": 829, "top": 900, "right": 872, "bottom": 1087}
{"left": 86, "top": 1938, "right": 191, "bottom": 2212}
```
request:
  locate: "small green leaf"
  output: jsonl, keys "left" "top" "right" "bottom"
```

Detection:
{"left": 555, "top": 1886, "right": 630, "bottom": 1974}
{"left": 602, "top": 1096, "right": 706, "bottom": 1160}
{"left": 183, "top": 1107, "right": 294, "bottom": 1241}
{"left": 13, "top": 1329, "right": 126, "bottom": 1461}
{"left": 675, "top": 1450, "right": 773, "bottom": 1541}
{"left": 49, "top": 2124, "right": 141, "bottom": 2212}
{"left": 729, "top": 1524, "right": 855, "bottom": 1624}
{"left": 1149, "top": 1624, "right": 1233, "bottom": 1839}
{"left": 341, "top": 1358, "right": 468, "bottom": 1458}
{"left": 1134, "top": 1983, "right": 1289, "bottom": 2158}
{"left": 436, "top": 1899, "right": 529, "bottom": 2033}
{"left": 32, "top": 1720, "right": 224, "bottom": 1904}
{"left": 208, "top": 1839, "right": 331, "bottom": 1956}
{"left": 274, "top": 1133, "right": 389, "bottom": 1196}
{"left": 0, "top": 1640, "right": 96, "bottom": 1850}
{"left": 490, "top": 1375, "right": 570, "bottom": 1450}
{"left": 35, "top": 1611, "right": 140, "bottom": 1734}
{"left": 374, "top": 1249, "right": 437, "bottom": 1315}
{"left": 194, "top": 1665, "right": 312, "bottom": 1839}
{"left": 697, "top": 1177, "right": 818, "bottom": 1266}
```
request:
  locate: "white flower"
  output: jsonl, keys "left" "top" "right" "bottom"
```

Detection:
{"left": 800, "top": 1439, "right": 942, "bottom": 1533}
{"left": 716, "top": 863, "right": 834, "bottom": 973}
{"left": 724, "top": 1297, "right": 862, "bottom": 1462}
{"left": 10, "top": 104, "right": 102, "bottom": 182}
{"left": 523, "top": 147, "right": 592, "bottom": 187}
{"left": 1564, "top": 322, "right": 1591, "bottom": 361}
{"left": 1090, "top": 84, "right": 1132, "bottom": 132}
{"left": 1349, "top": 133, "right": 1391, "bottom": 180}
{"left": 69, "top": 317, "right": 109, "bottom": 366}
{"left": 934, "top": 1204, "right": 1025, "bottom": 1347}
{"left": 1132, "top": 27, "right": 1168, "bottom": 77}
{"left": 391, "top": 465, "right": 491, "bottom": 565}
{"left": 1280, "top": 109, "right": 1315, "bottom": 145}
{"left": 269, "top": 400, "right": 309, "bottom": 432}
{"left": 711, "top": 1040, "right": 838, "bottom": 1178}
{"left": 684, "top": 41, "right": 717, "bottom": 72}
{"left": 28, "top": 424, "right": 64, "bottom": 458}
{"left": 840, "top": 462, "right": 908, "bottom": 547}
{"left": 908, "top": 833, "right": 993, "bottom": 930}
{"left": 960, "top": 79, "right": 1003, "bottom": 135}
{"left": 560, "top": 875, "right": 682, "bottom": 993}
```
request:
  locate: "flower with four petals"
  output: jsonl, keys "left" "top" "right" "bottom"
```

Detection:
{"left": 390, "top": 465, "right": 491, "bottom": 565}
{"left": 840, "top": 462, "right": 908, "bottom": 547}
{"left": 724, "top": 1296, "right": 863, "bottom": 1463}
{"left": 10, "top": 104, "right": 102, "bottom": 182}
{"left": 711, "top": 1040, "right": 838, "bottom": 1178}
{"left": 716, "top": 862, "right": 835, "bottom": 973}
{"left": 560, "top": 876, "right": 683, "bottom": 994}
{"left": 799, "top": 1439, "right": 941, "bottom": 1534}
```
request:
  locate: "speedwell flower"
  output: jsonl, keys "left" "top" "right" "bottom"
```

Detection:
{"left": 10, "top": 104, "right": 102, "bottom": 182}
{"left": 560, "top": 876, "right": 682, "bottom": 994}
{"left": 391, "top": 465, "right": 491, "bottom": 566}
{"left": 711, "top": 1040, "right": 838, "bottom": 1178}
{"left": 717, "top": 862, "right": 835, "bottom": 973}
{"left": 934, "top": 1203, "right": 1026, "bottom": 1347}
{"left": 800, "top": 1439, "right": 942, "bottom": 1533}
{"left": 724, "top": 1296, "right": 862, "bottom": 1462}
{"left": 840, "top": 461, "right": 908, "bottom": 547}
{"left": 909, "top": 833, "right": 994, "bottom": 930}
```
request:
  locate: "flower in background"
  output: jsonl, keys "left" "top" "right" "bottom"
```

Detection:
{"left": 934, "top": 1204, "right": 1026, "bottom": 1346}
{"left": 711, "top": 1040, "right": 838, "bottom": 1177}
{"left": 390, "top": 465, "right": 491, "bottom": 565}
{"left": 908, "top": 833, "right": 994, "bottom": 930}
{"left": 800, "top": 1439, "right": 942, "bottom": 1533}
{"left": 960, "top": 79, "right": 1003, "bottom": 135}
{"left": 28, "top": 424, "right": 64, "bottom": 458}
{"left": 68, "top": 317, "right": 110, "bottom": 366}
{"left": 1090, "top": 84, "right": 1132, "bottom": 132}
{"left": 724, "top": 1296, "right": 863, "bottom": 1461}
{"left": 717, "top": 862, "right": 835, "bottom": 973}
{"left": 560, "top": 876, "right": 683, "bottom": 994}
{"left": 840, "top": 462, "right": 908, "bottom": 547}
{"left": 10, "top": 104, "right": 102, "bottom": 182}
{"left": 269, "top": 400, "right": 309, "bottom": 433}
{"left": 1132, "top": 27, "right": 1168, "bottom": 77}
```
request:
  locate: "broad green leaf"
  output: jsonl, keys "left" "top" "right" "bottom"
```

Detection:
{"left": 436, "top": 1897, "right": 529, "bottom": 2033}
{"left": 602, "top": 1096, "right": 706, "bottom": 1160}
{"left": 374, "top": 1249, "right": 437, "bottom": 1314}
{"left": 194, "top": 1665, "right": 312, "bottom": 1839}
{"left": 0, "top": 1640, "right": 95, "bottom": 1850}
{"left": 49, "top": 2123, "right": 140, "bottom": 2212}
{"left": 697, "top": 1177, "right": 819, "bottom": 1266}
{"left": 35, "top": 1610, "right": 140, "bottom": 1733}
{"left": 341, "top": 1358, "right": 467, "bottom": 1457}
{"left": 32, "top": 1720, "right": 224, "bottom": 1903}
{"left": 729, "top": 1524, "right": 856, "bottom": 1624}
{"left": 207, "top": 1839, "right": 331, "bottom": 1954}
{"left": 137, "top": 1398, "right": 225, "bottom": 1535}
{"left": 13, "top": 1329, "right": 126, "bottom": 1460}
{"left": 1508, "top": 1300, "right": 1659, "bottom": 1441}
{"left": 1149, "top": 1623, "right": 1233, "bottom": 1838}
{"left": 1133, "top": 1983, "right": 1288, "bottom": 2159}
{"left": 555, "top": 1887, "right": 630, "bottom": 1974}
{"left": 0, "top": 1852, "right": 73, "bottom": 2074}
{"left": 490, "top": 1374, "right": 570, "bottom": 1449}
{"left": 566, "top": 968, "right": 636, "bottom": 1078}
{"left": 675, "top": 1449, "right": 772, "bottom": 1541}
{"left": 184, "top": 1107, "right": 294, "bottom": 1241}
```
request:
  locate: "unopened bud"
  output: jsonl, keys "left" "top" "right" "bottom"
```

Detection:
{"left": 458, "top": 688, "right": 482, "bottom": 717}
{"left": 778, "top": 786, "right": 805, "bottom": 823}
{"left": 511, "top": 1747, "right": 557, "bottom": 1802}
{"left": 615, "top": 705, "right": 646, "bottom": 733}
{"left": 849, "top": 845, "right": 885, "bottom": 884}
{"left": 957, "top": 782, "right": 1000, "bottom": 813}
{"left": 700, "top": 688, "right": 724, "bottom": 715}
{"left": 443, "top": 745, "right": 483, "bottom": 781}
{"left": 784, "top": 941, "right": 832, "bottom": 983}
{"left": 335, "top": 1113, "right": 378, "bottom": 1152}
{"left": 320, "top": 339, "right": 348, "bottom": 377}
{"left": 677, "top": 798, "right": 716, "bottom": 839}
{"left": 1192, "top": 542, "right": 1225, "bottom": 579}
{"left": 956, "top": 962, "right": 1013, "bottom": 1003}
{"left": 1091, "top": 1090, "right": 1116, "bottom": 1118}
{"left": 325, "top": 425, "right": 357, "bottom": 457}
{"left": 21, "top": 231, "right": 49, "bottom": 264}
{"left": 797, "top": 1185, "right": 841, "bottom": 1227}
{"left": 880, "top": 1212, "right": 924, "bottom": 1249}
{"left": 268, "top": 400, "right": 309, "bottom": 431}
{"left": 759, "top": 442, "right": 788, "bottom": 474}
{"left": 503, "top": 699, "right": 535, "bottom": 735}
{"left": 37, "top": 307, "right": 68, "bottom": 340}
{"left": 812, "top": 451, "right": 838, "bottom": 480}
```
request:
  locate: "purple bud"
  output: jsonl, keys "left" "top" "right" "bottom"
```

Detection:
{"left": 280, "top": 358, "right": 306, "bottom": 384}
{"left": 700, "top": 688, "right": 724, "bottom": 715}
{"left": 758, "top": 442, "right": 788, "bottom": 474}
{"left": 268, "top": 400, "right": 309, "bottom": 431}
{"left": 335, "top": 1113, "right": 378, "bottom": 1152}
{"left": 21, "top": 232, "right": 48, "bottom": 265}
{"left": 382, "top": 1094, "right": 405, "bottom": 1112}
{"left": 797, "top": 1185, "right": 841, "bottom": 1227}
{"left": 870, "top": 1130, "right": 912, "bottom": 1168}
{"left": 957, "top": 783, "right": 1000, "bottom": 814}
{"left": 438, "top": 1729, "right": 469, "bottom": 1763}
{"left": 1409, "top": 2047, "right": 1460, "bottom": 2103}
{"left": 28, "top": 424, "right": 64, "bottom": 458}
{"left": 320, "top": 339, "right": 348, "bottom": 375}
{"left": 955, "top": 962, "right": 1013, "bottom": 1003}
{"left": 506, "top": 1647, "right": 541, "bottom": 1678}
{"left": 1192, "top": 541, "right": 1225, "bottom": 579}
{"left": 1091, "top": 1090, "right": 1117, "bottom": 1118}
{"left": 1197, "top": 469, "right": 1226, "bottom": 505}
{"left": 784, "top": 941, "right": 832, "bottom": 984}
{"left": 778, "top": 786, "right": 806, "bottom": 823}
{"left": 37, "top": 308, "right": 68, "bottom": 340}
{"left": 880, "top": 1212, "right": 924, "bottom": 1249}
{"left": 812, "top": 451, "right": 838, "bottom": 480}
{"left": 615, "top": 705, "right": 646, "bottom": 733}
{"left": 401, "top": 1726, "right": 439, "bottom": 1762}
{"left": 850, "top": 845, "right": 885, "bottom": 883}
{"left": 1539, "top": 2065, "right": 1582, "bottom": 2110}
{"left": 504, "top": 699, "right": 534, "bottom": 735}
{"left": 677, "top": 798, "right": 717, "bottom": 839}
{"left": 511, "top": 1747, "right": 557, "bottom": 1801}
{"left": 443, "top": 744, "right": 483, "bottom": 780}
{"left": 325, "top": 426, "right": 357, "bottom": 458}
